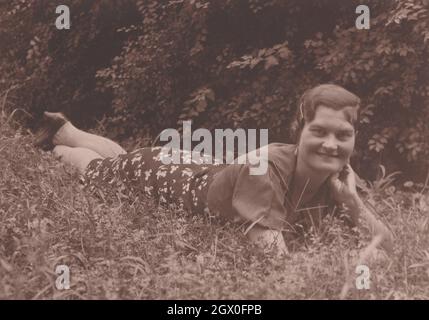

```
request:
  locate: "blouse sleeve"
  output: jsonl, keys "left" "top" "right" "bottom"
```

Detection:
{"left": 207, "top": 160, "right": 289, "bottom": 231}
{"left": 232, "top": 161, "right": 288, "bottom": 230}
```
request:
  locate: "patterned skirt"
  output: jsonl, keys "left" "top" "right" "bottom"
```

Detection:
{"left": 81, "top": 147, "right": 228, "bottom": 215}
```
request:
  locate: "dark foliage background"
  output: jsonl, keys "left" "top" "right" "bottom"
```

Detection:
{"left": 1, "top": 0, "right": 428, "bottom": 181}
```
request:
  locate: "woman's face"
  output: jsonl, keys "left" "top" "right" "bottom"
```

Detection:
{"left": 297, "top": 105, "right": 356, "bottom": 174}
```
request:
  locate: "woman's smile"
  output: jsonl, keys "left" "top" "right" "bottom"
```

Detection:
{"left": 317, "top": 152, "right": 339, "bottom": 159}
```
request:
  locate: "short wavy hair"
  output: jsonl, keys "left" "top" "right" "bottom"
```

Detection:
{"left": 290, "top": 84, "right": 361, "bottom": 142}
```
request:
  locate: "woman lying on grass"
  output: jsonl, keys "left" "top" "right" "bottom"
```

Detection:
{"left": 34, "top": 84, "right": 393, "bottom": 256}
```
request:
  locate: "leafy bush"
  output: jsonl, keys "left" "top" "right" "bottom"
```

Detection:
{"left": 0, "top": 0, "right": 140, "bottom": 127}
{"left": 1, "top": 0, "right": 428, "bottom": 180}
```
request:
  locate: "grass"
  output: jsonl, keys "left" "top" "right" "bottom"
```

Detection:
{"left": 0, "top": 110, "right": 428, "bottom": 300}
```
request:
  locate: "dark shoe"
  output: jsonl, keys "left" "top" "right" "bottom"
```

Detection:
{"left": 34, "top": 112, "right": 69, "bottom": 150}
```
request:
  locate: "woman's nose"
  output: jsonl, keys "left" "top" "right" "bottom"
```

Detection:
{"left": 321, "top": 136, "right": 338, "bottom": 151}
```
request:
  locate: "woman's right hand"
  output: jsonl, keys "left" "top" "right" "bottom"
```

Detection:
{"left": 246, "top": 225, "right": 289, "bottom": 257}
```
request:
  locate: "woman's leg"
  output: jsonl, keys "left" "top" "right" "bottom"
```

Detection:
{"left": 53, "top": 121, "right": 126, "bottom": 158}
{"left": 37, "top": 111, "right": 127, "bottom": 158}
{"left": 53, "top": 145, "right": 103, "bottom": 174}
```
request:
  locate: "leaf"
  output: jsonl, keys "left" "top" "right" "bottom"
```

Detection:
{"left": 205, "top": 89, "right": 215, "bottom": 101}
{"left": 278, "top": 47, "right": 290, "bottom": 59}
{"left": 250, "top": 58, "right": 261, "bottom": 69}
{"left": 424, "top": 32, "right": 429, "bottom": 44}
{"left": 258, "top": 48, "right": 267, "bottom": 57}
{"left": 408, "top": 262, "right": 429, "bottom": 269}
{"left": 196, "top": 99, "right": 207, "bottom": 112}
{"left": 264, "top": 56, "right": 279, "bottom": 70}
{"left": 403, "top": 181, "right": 413, "bottom": 188}
{"left": 0, "top": 258, "right": 13, "bottom": 272}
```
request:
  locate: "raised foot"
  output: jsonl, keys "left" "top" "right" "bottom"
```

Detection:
{"left": 33, "top": 111, "right": 69, "bottom": 150}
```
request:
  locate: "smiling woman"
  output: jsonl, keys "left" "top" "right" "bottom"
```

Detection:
{"left": 34, "top": 84, "right": 393, "bottom": 257}
{"left": 242, "top": 84, "right": 393, "bottom": 254}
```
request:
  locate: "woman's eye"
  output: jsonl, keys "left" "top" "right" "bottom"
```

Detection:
{"left": 311, "top": 128, "right": 325, "bottom": 136}
{"left": 336, "top": 131, "right": 353, "bottom": 140}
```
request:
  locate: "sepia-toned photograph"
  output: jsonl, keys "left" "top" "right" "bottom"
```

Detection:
{"left": 0, "top": 0, "right": 428, "bottom": 305}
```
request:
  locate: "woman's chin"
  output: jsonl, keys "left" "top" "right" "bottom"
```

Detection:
{"left": 310, "top": 161, "right": 343, "bottom": 175}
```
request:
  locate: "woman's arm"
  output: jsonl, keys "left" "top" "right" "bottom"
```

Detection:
{"left": 246, "top": 225, "right": 289, "bottom": 256}
{"left": 330, "top": 164, "right": 394, "bottom": 254}
{"left": 347, "top": 194, "right": 394, "bottom": 254}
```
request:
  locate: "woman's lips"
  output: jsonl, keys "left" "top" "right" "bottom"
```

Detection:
{"left": 317, "top": 152, "right": 339, "bottom": 158}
